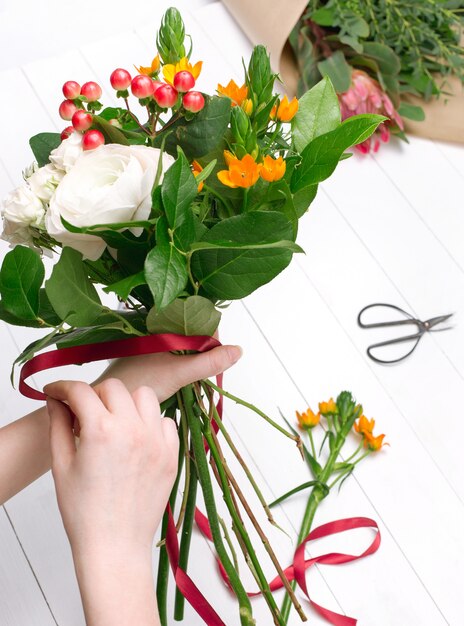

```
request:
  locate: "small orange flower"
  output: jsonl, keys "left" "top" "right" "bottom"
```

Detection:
{"left": 192, "top": 160, "right": 204, "bottom": 192}
{"left": 217, "top": 79, "right": 248, "bottom": 107}
{"left": 364, "top": 432, "right": 388, "bottom": 452}
{"left": 296, "top": 408, "right": 321, "bottom": 431}
{"left": 270, "top": 95, "right": 299, "bottom": 122}
{"left": 217, "top": 153, "right": 261, "bottom": 189}
{"left": 163, "top": 57, "right": 202, "bottom": 85}
{"left": 135, "top": 54, "right": 161, "bottom": 77}
{"left": 318, "top": 398, "right": 337, "bottom": 415}
{"left": 260, "top": 155, "right": 286, "bottom": 182}
{"left": 354, "top": 415, "right": 375, "bottom": 437}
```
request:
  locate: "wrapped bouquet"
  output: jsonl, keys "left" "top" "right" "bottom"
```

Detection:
{"left": 0, "top": 7, "right": 384, "bottom": 625}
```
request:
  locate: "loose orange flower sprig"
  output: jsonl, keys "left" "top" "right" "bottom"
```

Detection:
{"left": 273, "top": 391, "right": 388, "bottom": 621}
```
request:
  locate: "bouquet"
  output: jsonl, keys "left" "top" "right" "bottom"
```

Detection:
{"left": 290, "top": 0, "right": 464, "bottom": 152}
{"left": 0, "top": 7, "right": 383, "bottom": 625}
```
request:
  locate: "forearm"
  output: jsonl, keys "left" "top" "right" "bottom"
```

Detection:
{"left": 0, "top": 406, "right": 51, "bottom": 504}
{"left": 73, "top": 547, "right": 159, "bottom": 626}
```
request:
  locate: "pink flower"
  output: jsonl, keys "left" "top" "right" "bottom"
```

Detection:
{"left": 339, "top": 70, "right": 404, "bottom": 154}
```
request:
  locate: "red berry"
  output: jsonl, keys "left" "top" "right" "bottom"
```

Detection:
{"left": 154, "top": 84, "right": 178, "bottom": 108}
{"left": 60, "top": 126, "right": 75, "bottom": 140}
{"left": 62, "top": 80, "right": 81, "bottom": 99}
{"left": 81, "top": 81, "right": 102, "bottom": 102}
{"left": 59, "top": 99, "right": 78, "bottom": 120}
{"left": 152, "top": 80, "right": 163, "bottom": 93}
{"left": 173, "top": 70, "right": 195, "bottom": 93}
{"left": 131, "top": 75, "right": 155, "bottom": 99}
{"left": 183, "top": 91, "right": 205, "bottom": 113}
{"left": 82, "top": 129, "right": 105, "bottom": 151}
{"left": 72, "top": 109, "right": 93, "bottom": 131}
{"left": 110, "top": 68, "right": 131, "bottom": 90}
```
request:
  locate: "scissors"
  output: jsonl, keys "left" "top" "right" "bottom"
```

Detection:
{"left": 357, "top": 303, "right": 453, "bottom": 364}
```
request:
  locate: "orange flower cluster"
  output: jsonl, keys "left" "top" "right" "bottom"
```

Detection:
{"left": 217, "top": 151, "right": 286, "bottom": 188}
{"left": 217, "top": 79, "right": 248, "bottom": 107}
{"left": 270, "top": 95, "right": 299, "bottom": 122}
{"left": 296, "top": 407, "right": 321, "bottom": 431}
{"left": 135, "top": 54, "right": 161, "bottom": 77}
{"left": 163, "top": 57, "right": 202, "bottom": 85}
{"left": 354, "top": 415, "right": 387, "bottom": 452}
{"left": 318, "top": 398, "right": 337, "bottom": 415}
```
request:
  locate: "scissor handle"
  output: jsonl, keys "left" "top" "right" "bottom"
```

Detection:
{"left": 357, "top": 303, "right": 417, "bottom": 329}
{"left": 366, "top": 332, "right": 422, "bottom": 364}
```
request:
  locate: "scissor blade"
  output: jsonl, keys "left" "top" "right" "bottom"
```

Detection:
{"left": 424, "top": 313, "right": 454, "bottom": 330}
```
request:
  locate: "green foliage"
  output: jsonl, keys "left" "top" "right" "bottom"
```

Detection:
{"left": 45, "top": 247, "right": 110, "bottom": 326}
{"left": 291, "top": 114, "right": 385, "bottom": 191}
{"left": 191, "top": 212, "right": 298, "bottom": 300}
{"left": 157, "top": 96, "right": 231, "bottom": 159}
{"left": 0, "top": 247, "right": 44, "bottom": 321}
{"left": 161, "top": 149, "right": 198, "bottom": 231}
{"left": 144, "top": 245, "right": 188, "bottom": 309}
{"left": 92, "top": 115, "right": 130, "bottom": 146}
{"left": 292, "top": 77, "right": 341, "bottom": 152}
{"left": 146, "top": 295, "right": 221, "bottom": 336}
{"left": 29, "top": 133, "right": 61, "bottom": 167}
{"left": 317, "top": 51, "right": 352, "bottom": 92}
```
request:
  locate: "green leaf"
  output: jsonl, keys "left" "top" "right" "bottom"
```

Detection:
{"left": 0, "top": 247, "right": 45, "bottom": 320}
{"left": 146, "top": 295, "right": 221, "bottom": 336}
{"left": 194, "top": 159, "right": 217, "bottom": 185}
{"left": 56, "top": 323, "right": 139, "bottom": 348}
{"left": 291, "top": 114, "right": 385, "bottom": 192}
{"left": 310, "top": 7, "right": 336, "bottom": 26}
{"left": 269, "top": 480, "right": 329, "bottom": 508}
{"left": 161, "top": 149, "right": 198, "bottom": 231}
{"left": 157, "top": 96, "right": 231, "bottom": 159}
{"left": 45, "top": 247, "right": 106, "bottom": 326}
{"left": 292, "top": 77, "right": 341, "bottom": 152}
{"left": 342, "top": 12, "right": 369, "bottom": 38}
{"left": 317, "top": 51, "right": 352, "bottom": 93}
{"left": 29, "top": 133, "right": 61, "bottom": 167}
{"left": 144, "top": 245, "right": 188, "bottom": 310}
{"left": 191, "top": 212, "right": 296, "bottom": 300}
{"left": 398, "top": 102, "right": 426, "bottom": 122}
{"left": 363, "top": 42, "right": 401, "bottom": 76}
{"left": 190, "top": 239, "right": 302, "bottom": 253}
{"left": 103, "top": 271, "right": 146, "bottom": 299}
{"left": 92, "top": 115, "right": 130, "bottom": 145}
{"left": 293, "top": 184, "right": 318, "bottom": 217}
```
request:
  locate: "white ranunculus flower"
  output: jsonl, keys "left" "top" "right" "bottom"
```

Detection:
{"left": 46, "top": 143, "right": 175, "bottom": 260}
{"left": 49, "top": 132, "right": 84, "bottom": 173}
{"left": 28, "top": 164, "right": 64, "bottom": 203}
{"left": 1, "top": 185, "right": 46, "bottom": 245}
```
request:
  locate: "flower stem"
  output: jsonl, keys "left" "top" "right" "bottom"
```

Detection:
{"left": 156, "top": 413, "right": 184, "bottom": 626}
{"left": 174, "top": 463, "right": 198, "bottom": 620}
{"left": 180, "top": 384, "right": 255, "bottom": 625}
{"left": 204, "top": 379, "right": 303, "bottom": 458}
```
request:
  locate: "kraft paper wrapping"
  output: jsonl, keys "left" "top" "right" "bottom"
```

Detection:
{"left": 221, "top": 0, "right": 464, "bottom": 144}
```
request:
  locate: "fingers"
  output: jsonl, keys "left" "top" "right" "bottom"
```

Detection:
{"left": 44, "top": 381, "right": 105, "bottom": 430}
{"left": 47, "top": 397, "right": 76, "bottom": 468}
{"left": 131, "top": 385, "right": 161, "bottom": 427}
{"left": 170, "top": 345, "right": 243, "bottom": 389}
{"left": 93, "top": 377, "right": 138, "bottom": 419}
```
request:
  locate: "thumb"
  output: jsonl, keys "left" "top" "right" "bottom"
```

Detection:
{"left": 173, "top": 345, "right": 242, "bottom": 389}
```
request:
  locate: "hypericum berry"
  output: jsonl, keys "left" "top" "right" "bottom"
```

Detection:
{"left": 81, "top": 81, "right": 102, "bottom": 102}
{"left": 152, "top": 80, "right": 163, "bottom": 93}
{"left": 131, "top": 75, "right": 155, "bottom": 99}
{"left": 109, "top": 118, "right": 122, "bottom": 128}
{"left": 59, "top": 99, "right": 78, "bottom": 120}
{"left": 154, "top": 84, "right": 178, "bottom": 108}
{"left": 173, "top": 70, "right": 195, "bottom": 93}
{"left": 82, "top": 129, "right": 104, "bottom": 151}
{"left": 183, "top": 91, "right": 205, "bottom": 113}
{"left": 110, "top": 68, "right": 131, "bottom": 90}
{"left": 72, "top": 109, "right": 93, "bottom": 131}
{"left": 62, "top": 80, "right": 81, "bottom": 100}
{"left": 60, "top": 126, "right": 75, "bottom": 140}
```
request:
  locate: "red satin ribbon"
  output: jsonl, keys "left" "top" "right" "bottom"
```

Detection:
{"left": 19, "top": 334, "right": 380, "bottom": 626}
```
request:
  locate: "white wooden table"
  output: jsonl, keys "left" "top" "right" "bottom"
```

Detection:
{"left": 1, "top": 1, "right": 463, "bottom": 624}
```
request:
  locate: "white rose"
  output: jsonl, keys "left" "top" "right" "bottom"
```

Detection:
{"left": 49, "top": 132, "right": 84, "bottom": 172}
{"left": 28, "top": 164, "right": 64, "bottom": 203}
{"left": 46, "top": 143, "right": 175, "bottom": 260}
